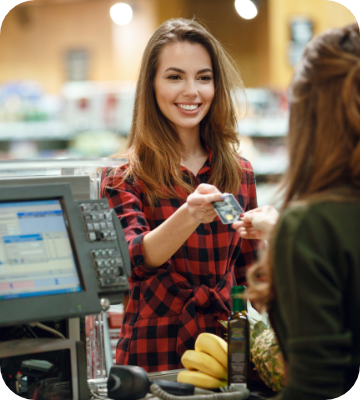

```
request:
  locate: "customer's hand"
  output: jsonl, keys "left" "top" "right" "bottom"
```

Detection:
{"left": 186, "top": 184, "right": 222, "bottom": 224}
{"left": 232, "top": 205, "right": 279, "bottom": 240}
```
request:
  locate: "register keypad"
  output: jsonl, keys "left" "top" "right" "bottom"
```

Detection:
{"left": 91, "top": 247, "right": 124, "bottom": 288}
{"left": 79, "top": 201, "right": 117, "bottom": 243}
{"left": 78, "top": 200, "right": 127, "bottom": 289}
{"left": 75, "top": 198, "right": 130, "bottom": 303}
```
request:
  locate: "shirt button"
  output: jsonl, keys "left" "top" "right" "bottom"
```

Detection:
{"left": 205, "top": 229, "right": 210, "bottom": 235}
{"left": 209, "top": 273, "right": 213, "bottom": 279}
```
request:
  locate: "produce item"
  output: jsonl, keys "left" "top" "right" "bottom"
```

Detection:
{"left": 178, "top": 333, "right": 228, "bottom": 389}
{"left": 181, "top": 350, "right": 227, "bottom": 380}
{"left": 177, "top": 370, "right": 227, "bottom": 389}
{"left": 250, "top": 327, "right": 285, "bottom": 392}
{"left": 194, "top": 332, "right": 228, "bottom": 369}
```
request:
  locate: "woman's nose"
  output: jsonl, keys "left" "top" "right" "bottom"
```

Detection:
{"left": 182, "top": 79, "right": 198, "bottom": 97}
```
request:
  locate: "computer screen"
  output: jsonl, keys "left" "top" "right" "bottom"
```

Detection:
{"left": 0, "top": 199, "right": 82, "bottom": 301}
{"left": 0, "top": 183, "right": 129, "bottom": 328}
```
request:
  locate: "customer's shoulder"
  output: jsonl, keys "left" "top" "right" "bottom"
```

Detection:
{"left": 281, "top": 200, "right": 357, "bottom": 222}
{"left": 278, "top": 203, "right": 310, "bottom": 232}
{"left": 277, "top": 200, "right": 356, "bottom": 241}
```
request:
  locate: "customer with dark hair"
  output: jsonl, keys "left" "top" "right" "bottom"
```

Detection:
{"left": 233, "top": 23, "right": 360, "bottom": 400}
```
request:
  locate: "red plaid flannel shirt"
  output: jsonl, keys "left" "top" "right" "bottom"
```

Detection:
{"left": 101, "top": 152, "right": 261, "bottom": 372}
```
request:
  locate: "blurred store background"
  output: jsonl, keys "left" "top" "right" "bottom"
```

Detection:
{"left": 0, "top": 0, "right": 357, "bottom": 206}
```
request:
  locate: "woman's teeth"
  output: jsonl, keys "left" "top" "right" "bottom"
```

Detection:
{"left": 177, "top": 104, "right": 200, "bottom": 111}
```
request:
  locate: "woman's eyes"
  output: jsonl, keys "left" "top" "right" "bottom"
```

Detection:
{"left": 166, "top": 75, "right": 212, "bottom": 81}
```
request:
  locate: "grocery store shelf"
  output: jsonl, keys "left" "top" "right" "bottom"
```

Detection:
{"left": 238, "top": 116, "right": 289, "bottom": 137}
{"left": 0, "top": 121, "right": 74, "bottom": 141}
{"left": 0, "top": 116, "right": 289, "bottom": 141}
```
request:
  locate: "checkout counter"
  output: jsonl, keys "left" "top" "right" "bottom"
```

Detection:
{"left": 0, "top": 159, "right": 273, "bottom": 400}
{"left": 0, "top": 159, "right": 129, "bottom": 399}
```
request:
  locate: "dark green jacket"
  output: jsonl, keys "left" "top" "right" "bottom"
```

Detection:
{"left": 270, "top": 201, "right": 360, "bottom": 400}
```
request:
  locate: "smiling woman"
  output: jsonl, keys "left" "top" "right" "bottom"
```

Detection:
{"left": 101, "top": 18, "right": 262, "bottom": 372}
{"left": 154, "top": 42, "right": 215, "bottom": 150}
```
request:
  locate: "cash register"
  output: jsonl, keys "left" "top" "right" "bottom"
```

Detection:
{"left": 0, "top": 183, "right": 131, "bottom": 400}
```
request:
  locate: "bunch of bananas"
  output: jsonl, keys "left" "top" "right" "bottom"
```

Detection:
{"left": 177, "top": 333, "right": 228, "bottom": 389}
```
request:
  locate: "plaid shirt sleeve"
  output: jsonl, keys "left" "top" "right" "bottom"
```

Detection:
{"left": 234, "top": 158, "right": 264, "bottom": 285}
{"left": 101, "top": 168, "right": 168, "bottom": 281}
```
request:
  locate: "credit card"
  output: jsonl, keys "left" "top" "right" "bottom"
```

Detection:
{"left": 212, "top": 194, "right": 244, "bottom": 224}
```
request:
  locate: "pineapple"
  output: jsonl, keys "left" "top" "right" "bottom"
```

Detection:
{"left": 250, "top": 327, "right": 285, "bottom": 392}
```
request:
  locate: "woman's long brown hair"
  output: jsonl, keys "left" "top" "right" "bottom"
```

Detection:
{"left": 247, "top": 23, "right": 360, "bottom": 309}
{"left": 107, "top": 18, "right": 245, "bottom": 208}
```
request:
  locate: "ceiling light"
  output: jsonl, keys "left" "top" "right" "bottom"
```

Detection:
{"left": 110, "top": 3, "right": 133, "bottom": 26}
{"left": 235, "top": 0, "right": 258, "bottom": 20}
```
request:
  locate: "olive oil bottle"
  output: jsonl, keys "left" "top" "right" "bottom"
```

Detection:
{"left": 227, "top": 285, "right": 250, "bottom": 387}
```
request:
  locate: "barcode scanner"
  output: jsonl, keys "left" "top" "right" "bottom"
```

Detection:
{"left": 107, "top": 365, "right": 195, "bottom": 400}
